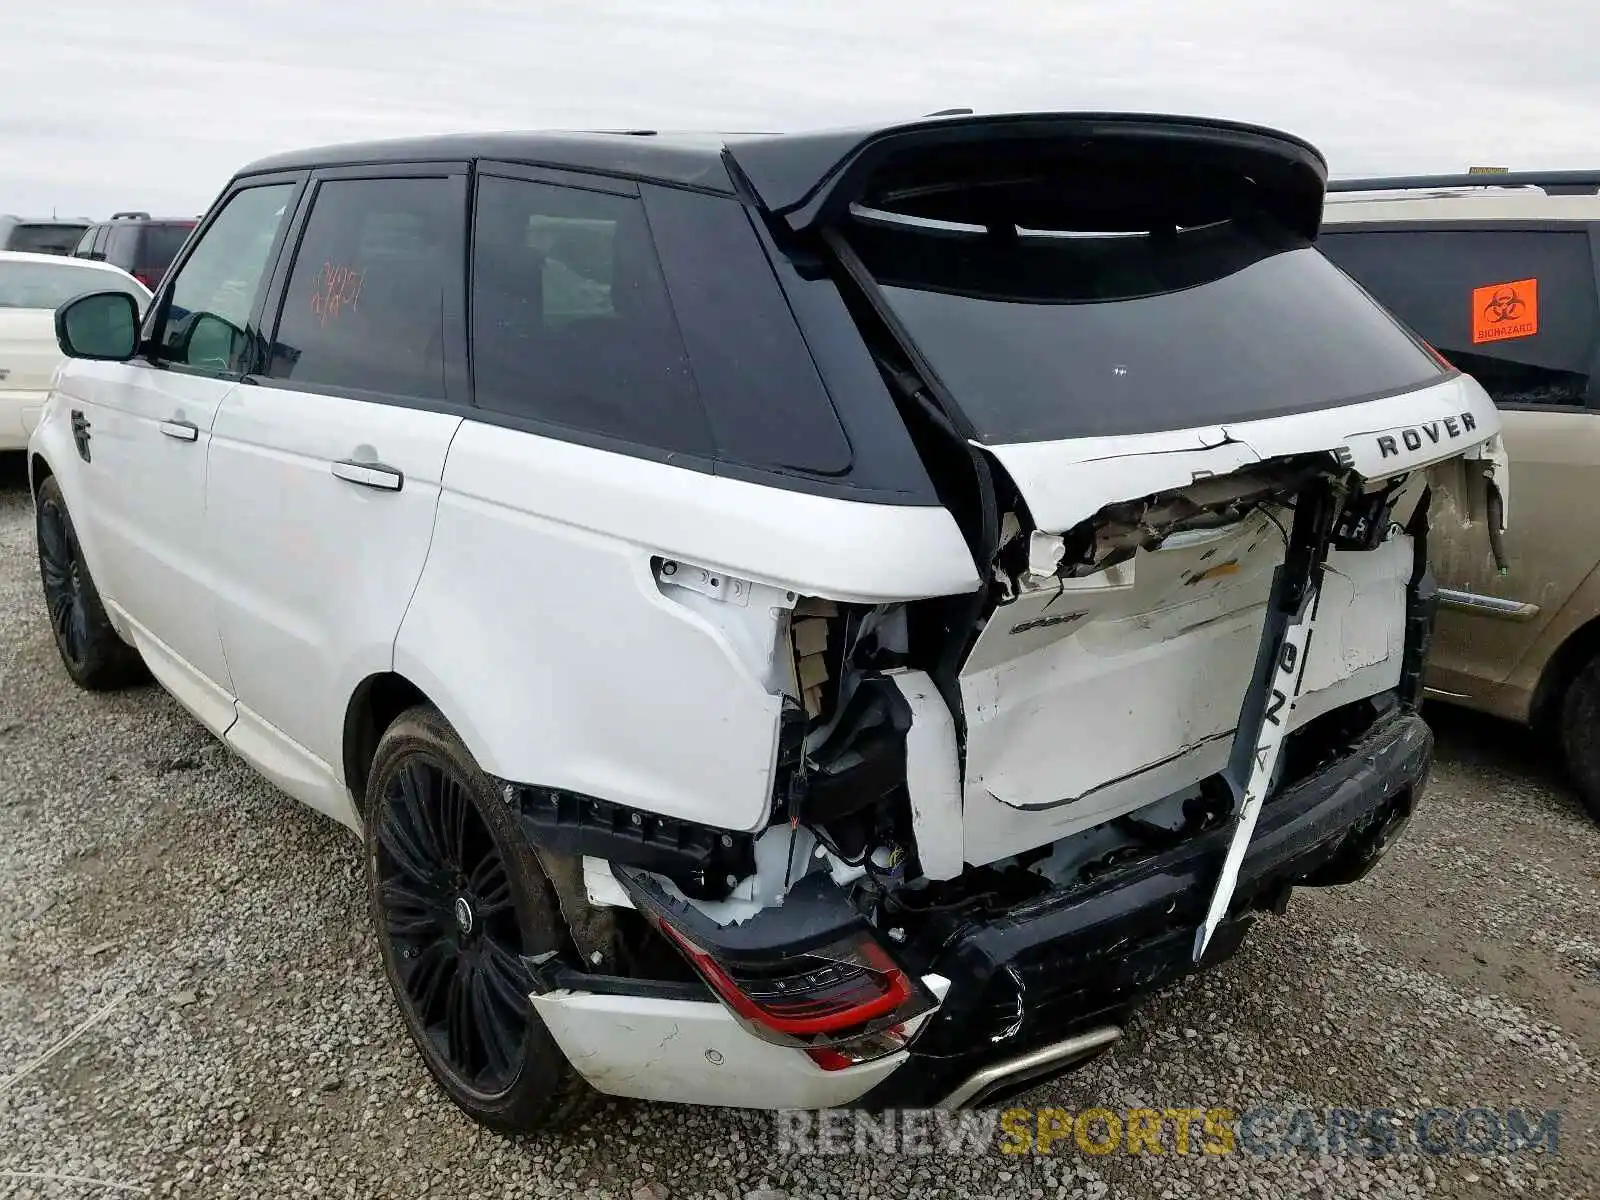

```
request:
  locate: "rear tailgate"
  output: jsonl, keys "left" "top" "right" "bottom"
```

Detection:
{"left": 792, "top": 114, "right": 1506, "bottom": 868}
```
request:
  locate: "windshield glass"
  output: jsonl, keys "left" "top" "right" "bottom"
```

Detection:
{"left": 846, "top": 214, "right": 1446, "bottom": 443}
{"left": 0, "top": 261, "right": 145, "bottom": 310}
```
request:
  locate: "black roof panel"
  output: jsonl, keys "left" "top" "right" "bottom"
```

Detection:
{"left": 238, "top": 130, "right": 744, "bottom": 193}
{"left": 235, "top": 112, "right": 1328, "bottom": 232}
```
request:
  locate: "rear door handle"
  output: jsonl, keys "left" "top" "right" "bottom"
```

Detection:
{"left": 332, "top": 459, "right": 404, "bottom": 492}
{"left": 159, "top": 419, "right": 199, "bottom": 442}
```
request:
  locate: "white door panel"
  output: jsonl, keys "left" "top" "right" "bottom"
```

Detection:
{"left": 207, "top": 383, "right": 461, "bottom": 793}
{"left": 101, "top": 600, "right": 237, "bottom": 737}
{"left": 64, "top": 358, "right": 236, "bottom": 697}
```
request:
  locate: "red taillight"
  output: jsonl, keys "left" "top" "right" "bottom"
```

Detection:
{"left": 133, "top": 272, "right": 156, "bottom": 289}
{"left": 652, "top": 918, "right": 932, "bottom": 1046}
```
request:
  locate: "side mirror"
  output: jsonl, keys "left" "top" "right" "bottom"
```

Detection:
{"left": 55, "top": 291, "right": 140, "bottom": 361}
{"left": 172, "top": 311, "right": 247, "bottom": 371}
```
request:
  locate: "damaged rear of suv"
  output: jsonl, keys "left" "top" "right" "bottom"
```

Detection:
{"left": 35, "top": 111, "right": 1507, "bottom": 1130}
{"left": 487, "top": 114, "right": 1509, "bottom": 1120}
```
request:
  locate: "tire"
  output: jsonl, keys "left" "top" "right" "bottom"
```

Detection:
{"left": 1559, "top": 654, "right": 1600, "bottom": 823}
{"left": 364, "top": 704, "right": 596, "bottom": 1132}
{"left": 34, "top": 475, "right": 147, "bottom": 691}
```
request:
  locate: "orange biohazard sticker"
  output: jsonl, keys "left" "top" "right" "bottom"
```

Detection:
{"left": 1472, "top": 278, "right": 1538, "bottom": 344}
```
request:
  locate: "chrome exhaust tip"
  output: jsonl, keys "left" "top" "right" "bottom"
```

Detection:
{"left": 936, "top": 1025, "right": 1122, "bottom": 1109}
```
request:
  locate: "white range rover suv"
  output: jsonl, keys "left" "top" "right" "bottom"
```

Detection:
{"left": 28, "top": 112, "right": 1507, "bottom": 1128}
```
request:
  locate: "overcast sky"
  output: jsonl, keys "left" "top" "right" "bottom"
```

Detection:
{"left": 3, "top": 0, "right": 1595, "bottom": 218}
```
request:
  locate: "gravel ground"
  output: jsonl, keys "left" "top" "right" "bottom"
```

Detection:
{"left": 1, "top": 451, "right": 1597, "bottom": 1200}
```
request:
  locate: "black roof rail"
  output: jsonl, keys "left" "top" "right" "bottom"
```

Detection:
{"left": 109, "top": 210, "right": 151, "bottom": 220}
{"left": 1329, "top": 171, "right": 1600, "bottom": 196}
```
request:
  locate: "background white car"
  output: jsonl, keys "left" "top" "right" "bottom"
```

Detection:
{"left": 0, "top": 251, "right": 149, "bottom": 450}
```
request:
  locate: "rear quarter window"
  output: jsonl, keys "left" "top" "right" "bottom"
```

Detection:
{"left": 1320, "top": 227, "right": 1599, "bottom": 405}
{"left": 641, "top": 185, "right": 853, "bottom": 475}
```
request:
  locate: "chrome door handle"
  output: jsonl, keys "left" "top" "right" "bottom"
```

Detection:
{"left": 159, "top": 419, "right": 199, "bottom": 442}
{"left": 332, "top": 459, "right": 404, "bottom": 492}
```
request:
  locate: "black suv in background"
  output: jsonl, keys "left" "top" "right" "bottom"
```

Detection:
{"left": 72, "top": 212, "right": 198, "bottom": 289}
{"left": 0, "top": 216, "right": 91, "bottom": 256}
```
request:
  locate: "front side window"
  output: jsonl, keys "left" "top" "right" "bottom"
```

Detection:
{"left": 0, "top": 260, "right": 145, "bottom": 310}
{"left": 157, "top": 183, "right": 296, "bottom": 373}
{"left": 72, "top": 227, "right": 98, "bottom": 257}
{"left": 1321, "top": 227, "right": 1599, "bottom": 406}
{"left": 844, "top": 211, "right": 1447, "bottom": 443}
{"left": 264, "top": 175, "right": 459, "bottom": 400}
{"left": 470, "top": 175, "right": 708, "bottom": 454}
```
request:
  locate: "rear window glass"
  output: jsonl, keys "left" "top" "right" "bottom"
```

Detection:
{"left": 845, "top": 214, "right": 1446, "bottom": 443}
{"left": 0, "top": 261, "right": 143, "bottom": 309}
{"left": 4, "top": 224, "right": 88, "bottom": 255}
{"left": 137, "top": 223, "right": 196, "bottom": 271}
{"left": 1320, "top": 228, "right": 1598, "bottom": 406}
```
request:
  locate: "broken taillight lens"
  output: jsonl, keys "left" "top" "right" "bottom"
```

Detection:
{"left": 652, "top": 920, "right": 936, "bottom": 1050}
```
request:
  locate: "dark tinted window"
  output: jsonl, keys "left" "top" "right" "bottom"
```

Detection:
{"left": 157, "top": 183, "right": 295, "bottom": 373}
{"left": 846, "top": 216, "right": 1445, "bottom": 443}
{"left": 72, "top": 227, "right": 98, "bottom": 257}
{"left": 4, "top": 223, "right": 88, "bottom": 255}
{"left": 266, "top": 176, "right": 459, "bottom": 400}
{"left": 137, "top": 223, "right": 195, "bottom": 275}
{"left": 105, "top": 225, "right": 138, "bottom": 270}
{"left": 1321, "top": 228, "right": 1599, "bottom": 405}
{"left": 471, "top": 175, "right": 709, "bottom": 455}
{"left": 642, "top": 186, "right": 851, "bottom": 474}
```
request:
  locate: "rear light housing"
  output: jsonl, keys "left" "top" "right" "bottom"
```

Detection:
{"left": 649, "top": 916, "right": 937, "bottom": 1058}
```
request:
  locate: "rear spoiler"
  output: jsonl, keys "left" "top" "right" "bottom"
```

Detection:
{"left": 1329, "top": 171, "right": 1600, "bottom": 197}
{"left": 724, "top": 112, "right": 1329, "bottom": 238}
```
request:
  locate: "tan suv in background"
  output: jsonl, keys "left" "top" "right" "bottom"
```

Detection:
{"left": 1322, "top": 171, "right": 1600, "bottom": 819}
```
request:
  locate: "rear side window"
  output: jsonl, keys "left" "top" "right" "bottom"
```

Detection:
{"left": 72, "top": 227, "right": 98, "bottom": 257}
{"left": 266, "top": 176, "right": 460, "bottom": 400}
{"left": 844, "top": 214, "right": 1446, "bottom": 443}
{"left": 470, "top": 174, "right": 709, "bottom": 455}
{"left": 4, "top": 223, "right": 87, "bottom": 255}
{"left": 1320, "top": 228, "right": 1599, "bottom": 405}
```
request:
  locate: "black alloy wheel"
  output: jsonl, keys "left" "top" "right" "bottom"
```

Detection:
{"left": 37, "top": 489, "right": 90, "bottom": 671}
{"left": 33, "top": 475, "right": 146, "bottom": 690}
{"left": 365, "top": 704, "right": 598, "bottom": 1131}
{"left": 374, "top": 755, "right": 533, "bottom": 1095}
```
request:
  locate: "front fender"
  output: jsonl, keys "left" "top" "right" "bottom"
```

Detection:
{"left": 26, "top": 398, "right": 112, "bottom": 601}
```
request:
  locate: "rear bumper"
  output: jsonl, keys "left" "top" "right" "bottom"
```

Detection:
{"left": 860, "top": 707, "right": 1432, "bottom": 1109}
